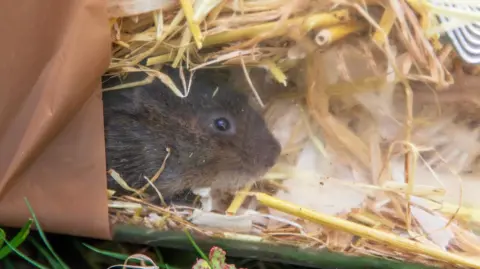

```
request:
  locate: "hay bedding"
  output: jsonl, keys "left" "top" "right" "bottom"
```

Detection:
{"left": 104, "top": 0, "right": 480, "bottom": 268}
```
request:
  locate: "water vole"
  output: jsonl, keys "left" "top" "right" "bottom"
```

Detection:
{"left": 102, "top": 66, "right": 281, "bottom": 203}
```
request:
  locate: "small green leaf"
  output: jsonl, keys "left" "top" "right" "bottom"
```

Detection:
{"left": 209, "top": 247, "right": 227, "bottom": 269}
{"left": 192, "top": 259, "right": 211, "bottom": 269}
{"left": 0, "top": 219, "right": 33, "bottom": 259}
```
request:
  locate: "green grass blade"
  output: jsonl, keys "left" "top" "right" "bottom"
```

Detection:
{"left": 82, "top": 243, "right": 177, "bottom": 269}
{"left": 29, "top": 237, "right": 62, "bottom": 269}
{"left": 1, "top": 237, "right": 49, "bottom": 269}
{"left": 0, "top": 228, "right": 5, "bottom": 249}
{"left": 0, "top": 219, "right": 33, "bottom": 259}
{"left": 183, "top": 229, "right": 210, "bottom": 263}
{"left": 23, "top": 198, "right": 70, "bottom": 269}
{"left": 154, "top": 247, "right": 164, "bottom": 264}
{"left": 73, "top": 240, "right": 102, "bottom": 269}
{"left": 82, "top": 243, "right": 137, "bottom": 261}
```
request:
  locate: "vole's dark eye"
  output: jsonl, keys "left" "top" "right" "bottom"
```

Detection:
{"left": 214, "top": 117, "right": 230, "bottom": 131}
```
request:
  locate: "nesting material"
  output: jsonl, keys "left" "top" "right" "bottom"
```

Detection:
{"left": 105, "top": 0, "right": 480, "bottom": 268}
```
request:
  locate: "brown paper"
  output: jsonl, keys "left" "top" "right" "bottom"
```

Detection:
{"left": 0, "top": 0, "right": 112, "bottom": 239}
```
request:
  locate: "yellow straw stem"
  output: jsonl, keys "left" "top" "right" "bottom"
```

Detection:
{"left": 373, "top": 5, "right": 396, "bottom": 45}
{"left": 421, "top": 199, "right": 480, "bottom": 224}
{"left": 179, "top": 0, "right": 203, "bottom": 49}
{"left": 203, "top": 9, "right": 351, "bottom": 47}
{"left": 146, "top": 53, "right": 175, "bottom": 66}
{"left": 261, "top": 60, "right": 287, "bottom": 86}
{"left": 252, "top": 192, "right": 480, "bottom": 269}
{"left": 226, "top": 182, "right": 254, "bottom": 215}
{"left": 173, "top": 28, "right": 193, "bottom": 67}
{"left": 315, "top": 22, "right": 369, "bottom": 47}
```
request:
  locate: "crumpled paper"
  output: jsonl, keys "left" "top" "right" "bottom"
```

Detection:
{"left": 0, "top": 0, "right": 112, "bottom": 239}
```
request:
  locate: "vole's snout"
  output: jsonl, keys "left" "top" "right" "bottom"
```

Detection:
{"left": 256, "top": 135, "right": 282, "bottom": 170}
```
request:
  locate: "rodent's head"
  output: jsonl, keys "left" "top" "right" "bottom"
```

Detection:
{"left": 103, "top": 66, "right": 281, "bottom": 197}
{"left": 178, "top": 71, "right": 282, "bottom": 191}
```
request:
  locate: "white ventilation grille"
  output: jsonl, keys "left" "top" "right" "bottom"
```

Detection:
{"left": 431, "top": 1, "right": 480, "bottom": 64}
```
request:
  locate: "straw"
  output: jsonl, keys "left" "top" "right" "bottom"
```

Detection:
{"left": 104, "top": 1, "right": 480, "bottom": 268}
{"left": 251, "top": 192, "right": 480, "bottom": 269}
